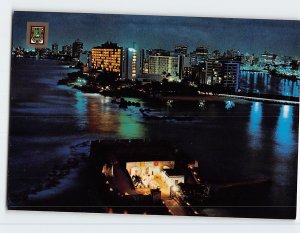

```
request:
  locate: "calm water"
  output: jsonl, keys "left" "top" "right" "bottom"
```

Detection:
{"left": 8, "top": 59, "right": 299, "bottom": 218}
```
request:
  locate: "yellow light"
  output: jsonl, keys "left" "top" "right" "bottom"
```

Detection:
{"left": 171, "top": 185, "right": 180, "bottom": 192}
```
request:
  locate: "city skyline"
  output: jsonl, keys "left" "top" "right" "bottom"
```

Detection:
{"left": 12, "top": 11, "right": 300, "bottom": 57}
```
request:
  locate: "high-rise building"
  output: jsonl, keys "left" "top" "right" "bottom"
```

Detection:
{"left": 91, "top": 42, "right": 123, "bottom": 77}
{"left": 148, "top": 55, "right": 179, "bottom": 80}
{"left": 178, "top": 55, "right": 185, "bottom": 79}
{"left": 221, "top": 62, "right": 240, "bottom": 92}
{"left": 205, "top": 59, "right": 222, "bottom": 85}
{"left": 190, "top": 46, "right": 209, "bottom": 65}
{"left": 80, "top": 51, "right": 91, "bottom": 67}
{"left": 193, "top": 63, "right": 207, "bottom": 84}
{"left": 174, "top": 45, "right": 188, "bottom": 56}
{"left": 259, "top": 51, "right": 275, "bottom": 65}
{"left": 52, "top": 43, "right": 58, "bottom": 55}
{"left": 139, "top": 49, "right": 145, "bottom": 74}
{"left": 122, "top": 48, "right": 137, "bottom": 80}
{"left": 62, "top": 44, "right": 72, "bottom": 56}
{"left": 72, "top": 39, "right": 83, "bottom": 59}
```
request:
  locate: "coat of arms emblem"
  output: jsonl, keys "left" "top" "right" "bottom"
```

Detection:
{"left": 30, "top": 26, "right": 45, "bottom": 45}
{"left": 26, "top": 22, "right": 49, "bottom": 48}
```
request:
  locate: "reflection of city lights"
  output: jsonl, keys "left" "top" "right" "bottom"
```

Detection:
{"left": 225, "top": 100, "right": 235, "bottom": 110}
{"left": 254, "top": 102, "right": 260, "bottom": 112}
{"left": 283, "top": 105, "right": 290, "bottom": 119}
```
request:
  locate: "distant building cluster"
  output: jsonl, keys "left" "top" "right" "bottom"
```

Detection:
{"left": 12, "top": 39, "right": 300, "bottom": 91}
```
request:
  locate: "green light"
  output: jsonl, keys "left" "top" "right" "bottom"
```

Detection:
{"left": 118, "top": 113, "right": 145, "bottom": 138}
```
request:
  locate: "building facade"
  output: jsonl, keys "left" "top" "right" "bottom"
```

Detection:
{"left": 205, "top": 59, "right": 222, "bottom": 85}
{"left": 62, "top": 44, "right": 72, "bottom": 56}
{"left": 174, "top": 45, "right": 188, "bottom": 56}
{"left": 122, "top": 48, "right": 137, "bottom": 80}
{"left": 190, "top": 46, "right": 208, "bottom": 66}
{"left": 72, "top": 39, "right": 83, "bottom": 59}
{"left": 148, "top": 55, "right": 179, "bottom": 80}
{"left": 221, "top": 62, "right": 240, "bottom": 92}
{"left": 91, "top": 42, "right": 123, "bottom": 77}
{"left": 51, "top": 43, "right": 58, "bottom": 55}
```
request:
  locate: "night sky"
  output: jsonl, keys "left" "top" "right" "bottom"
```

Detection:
{"left": 12, "top": 11, "right": 300, "bottom": 57}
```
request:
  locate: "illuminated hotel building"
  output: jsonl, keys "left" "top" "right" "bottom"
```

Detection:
{"left": 91, "top": 42, "right": 123, "bottom": 77}
{"left": 122, "top": 48, "right": 137, "bottom": 80}
{"left": 148, "top": 55, "right": 179, "bottom": 80}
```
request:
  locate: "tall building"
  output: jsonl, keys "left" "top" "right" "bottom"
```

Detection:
{"left": 174, "top": 45, "right": 188, "bottom": 56}
{"left": 205, "top": 59, "right": 222, "bottom": 85}
{"left": 62, "top": 44, "right": 72, "bottom": 56}
{"left": 80, "top": 51, "right": 91, "bottom": 67}
{"left": 193, "top": 63, "right": 207, "bottom": 84}
{"left": 91, "top": 42, "right": 123, "bottom": 77}
{"left": 259, "top": 51, "right": 275, "bottom": 65}
{"left": 148, "top": 55, "right": 179, "bottom": 80}
{"left": 178, "top": 55, "right": 185, "bottom": 79}
{"left": 52, "top": 43, "right": 58, "bottom": 55}
{"left": 139, "top": 49, "right": 145, "bottom": 74}
{"left": 221, "top": 62, "right": 240, "bottom": 92}
{"left": 72, "top": 39, "right": 83, "bottom": 59}
{"left": 190, "top": 46, "right": 209, "bottom": 65}
{"left": 122, "top": 48, "right": 137, "bottom": 80}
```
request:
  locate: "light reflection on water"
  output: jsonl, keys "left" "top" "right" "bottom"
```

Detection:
{"left": 248, "top": 102, "right": 262, "bottom": 150}
{"left": 74, "top": 92, "right": 146, "bottom": 138}
{"left": 240, "top": 71, "right": 300, "bottom": 97}
{"left": 274, "top": 105, "right": 295, "bottom": 157}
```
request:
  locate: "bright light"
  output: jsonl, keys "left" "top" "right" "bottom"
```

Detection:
{"left": 283, "top": 105, "right": 290, "bottom": 119}
{"left": 225, "top": 100, "right": 235, "bottom": 110}
{"left": 128, "top": 48, "right": 136, "bottom": 52}
{"left": 171, "top": 185, "right": 180, "bottom": 192}
{"left": 254, "top": 102, "right": 260, "bottom": 112}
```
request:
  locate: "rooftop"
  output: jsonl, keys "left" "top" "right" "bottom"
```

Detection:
{"left": 90, "top": 139, "right": 180, "bottom": 163}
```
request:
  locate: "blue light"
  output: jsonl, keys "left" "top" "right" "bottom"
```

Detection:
{"left": 225, "top": 100, "right": 235, "bottom": 110}
{"left": 248, "top": 102, "right": 262, "bottom": 150}
{"left": 274, "top": 105, "right": 295, "bottom": 157}
{"left": 128, "top": 48, "right": 136, "bottom": 52}
{"left": 75, "top": 91, "right": 87, "bottom": 115}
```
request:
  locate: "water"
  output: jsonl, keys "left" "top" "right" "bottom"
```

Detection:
{"left": 239, "top": 71, "right": 300, "bottom": 97}
{"left": 8, "top": 58, "right": 299, "bottom": 218}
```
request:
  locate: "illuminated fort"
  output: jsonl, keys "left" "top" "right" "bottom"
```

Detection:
{"left": 89, "top": 139, "right": 198, "bottom": 199}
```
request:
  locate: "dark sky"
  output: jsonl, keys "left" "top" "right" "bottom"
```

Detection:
{"left": 12, "top": 11, "right": 300, "bottom": 57}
